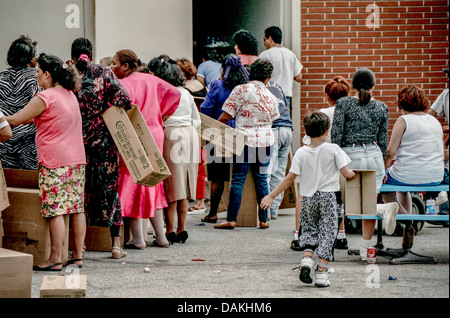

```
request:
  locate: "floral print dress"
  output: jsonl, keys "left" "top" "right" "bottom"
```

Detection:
{"left": 76, "top": 64, "right": 131, "bottom": 228}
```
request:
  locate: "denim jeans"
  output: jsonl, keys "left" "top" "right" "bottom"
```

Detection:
{"left": 342, "top": 144, "right": 385, "bottom": 193}
{"left": 226, "top": 145, "right": 272, "bottom": 223}
{"left": 267, "top": 126, "right": 293, "bottom": 216}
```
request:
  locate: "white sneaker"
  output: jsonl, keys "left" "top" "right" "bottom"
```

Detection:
{"left": 299, "top": 257, "right": 315, "bottom": 284}
{"left": 377, "top": 202, "right": 399, "bottom": 235}
{"left": 314, "top": 270, "right": 330, "bottom": 287}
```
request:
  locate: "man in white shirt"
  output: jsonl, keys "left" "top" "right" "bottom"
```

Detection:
{"left": 259, "top": 26, "right": 303, "bottom": 114}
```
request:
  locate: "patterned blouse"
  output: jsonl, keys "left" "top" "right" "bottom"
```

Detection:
{"left": 222, "top": 80, "right": 280, "bottom": 147}
{"left": 0, "top": 67, "right": 40, "bottom": 169}
{"left": 76, "top": 63, "right": 131, "bottom": 227}
{"left": 331, "top": 96, "right": 389, "bottom": 158}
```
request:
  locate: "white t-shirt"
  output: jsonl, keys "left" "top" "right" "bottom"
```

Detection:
{"left": 259, "top": 47, "right": 303, "bottom": 97}
{"left": 290, "top": 142, "right": 351, "bottom": 197}
{"left": 164, "top": 87, "right": 201, "bottom": 128}
{"left": 431, "top": 89, "right": 449, "bottom": 124}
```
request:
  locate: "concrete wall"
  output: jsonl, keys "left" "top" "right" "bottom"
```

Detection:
{"left": 0, "top": 0, "right": 94, "bottom": 70}
{"left": 94, "top": 0, "right": 193, "bottom": 64}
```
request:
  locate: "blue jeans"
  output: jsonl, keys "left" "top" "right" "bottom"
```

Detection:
{"left": 267, "top": 126, "right": 293, "bottom": 216}
{"left": 226, "top": 145, "right": 272, "bottom": 223}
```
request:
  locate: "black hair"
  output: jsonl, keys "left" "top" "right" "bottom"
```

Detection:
{"left": 233, "top": 29, "right": 259, "bottom": 56}
{"left": 221, "top": 54, "right": 248, "bottom": 89}
{"left": 303, "top": 111, "right": 330, "bottom": 138}
{"left": 7, "top": 35, "right": 37, "bottom": 67}
{"left": 71, "top": 37, "right": 93, "bottom": 73}
{"left": 148, "top": 55, "right": 185, "bottom": 87}
{"left": 37, "top": 53, "right": 77, "bottom": 91}
{"left": 264, "top": 26, "right": 282, "bottom": 44}
{"left": 249, "top": 59, "right": 273, "bottom": 82}
{"left": 352, "top": 68, "right": 376, "bottom": 106}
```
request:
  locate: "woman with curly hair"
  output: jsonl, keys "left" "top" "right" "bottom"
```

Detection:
{"left": 382, "top": 84, "right": 444, "bottom": 213}
{"left": 148, "top": 56, "right": 201, "bottom": 244}
{"left": 233, "top": 29, "right": 259, "bottom": 66}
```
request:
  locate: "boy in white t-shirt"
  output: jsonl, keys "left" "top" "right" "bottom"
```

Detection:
{"left": 261, "top": 111, "right": 355, "bottom": 287}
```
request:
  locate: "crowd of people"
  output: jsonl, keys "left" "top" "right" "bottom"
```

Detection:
{"left": 0, "top": 26, "right": 448, "bottom": 288}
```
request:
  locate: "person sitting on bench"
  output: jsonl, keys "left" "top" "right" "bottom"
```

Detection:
{"left": 382, "top": 84, "right": 445, "bottom": 214}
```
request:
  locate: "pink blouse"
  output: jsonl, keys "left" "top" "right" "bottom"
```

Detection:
{"left": 34, "top": 88, "right": 86, "bottom": 168}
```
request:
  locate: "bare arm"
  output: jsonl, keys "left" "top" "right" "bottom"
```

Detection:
{"left": 0, "top": 118, "right": 12, "bottom": 142}
{"left": 6, "top": 96, "right": 46, "bottom": 128}
{"left": 294, "top": 73, "right": 302, "bottom": 83}
{"left": 217, "top": 111, "right": 233, "bottom": 125}
{"left": 384, "top": 117, "right": 406, "bottom": 170}
{"left": 340, "top": 166, "right": 356, "bottom": 180}
{"left": 260, "top": 172, "right": 297, "bottom": 210}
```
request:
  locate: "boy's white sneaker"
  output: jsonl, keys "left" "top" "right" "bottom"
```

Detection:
{"left": 314, "top": 270, "right": 330, "bottom": 287}
{"left": 377, "top": 202, "right": 399, "bottom": 235}
{"left": 299, "top": 257, "right": 314, "bottom": 284}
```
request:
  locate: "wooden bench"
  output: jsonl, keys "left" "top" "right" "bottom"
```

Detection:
{"left": 347, "top": 183, "right": 449, "bottom": 265}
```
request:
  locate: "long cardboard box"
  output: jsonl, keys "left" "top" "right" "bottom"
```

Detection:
{"left": 0, "top": 248, "right": 33, "bottom": 298}
{"left": 102, "top": 104, "right": 171, "bottom": 187}
{"left": 340, "top": 170, "right": 377, "bottom": 215}
{"left": 2, "top": 169, "right": 69, "bottom": 266}
{"left": 40, "top": 275, "right": 87, "bottom": 298}
{"left": 198, "top": 113, "right": 247, "bottom": 156}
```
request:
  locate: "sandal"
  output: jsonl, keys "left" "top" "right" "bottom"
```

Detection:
{"left": 67, "top": 258, "right": 84, "bottom": 268}
{"left": 111, "top": 246, "right": 127, "bottom": 259}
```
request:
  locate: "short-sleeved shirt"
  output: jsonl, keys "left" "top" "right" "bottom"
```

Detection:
{"left": 196, "top": 60, "right": 222, "bottom": 89}
{"left": 266, "top": 81, "right": 293, "bottom": 129}
{"left": 290, "top": 143, "right": 351, "bottom": 197}
{"left": 222, "top": 80, "right": 280, "bottom": 147}
{"left": 431, "top": 89, "right": 449, "bottom": 124}
{"left": 259, "top": 47, "right": 303, "bottom": 97}
{"left": 34, "top": 88, "right": 86, "bottom": 168}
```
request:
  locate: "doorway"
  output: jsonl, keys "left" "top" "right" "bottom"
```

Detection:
{"left": 192, "top": 0, "right": 290, "bottom": 66}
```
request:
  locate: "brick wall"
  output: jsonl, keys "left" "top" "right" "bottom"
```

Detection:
{"left": 300, "top": 0, "right": 449, "bottom": 134}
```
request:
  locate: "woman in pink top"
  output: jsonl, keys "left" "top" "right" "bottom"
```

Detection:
{"left": 7, "top": 53, "right": 86, "bottom": 271}
{"left": 233, "top": 29, "right": 259, "bottom": 66}
{"left": 111, "top": 50, "right": 180, "bottom": 249}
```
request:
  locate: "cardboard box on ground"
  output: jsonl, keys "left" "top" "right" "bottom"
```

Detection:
{"left": 40, "top": 275, "right": 87, "bottom": 298}
{"left": 1, "top": 168, "right": 70, "bottom": 266}
{"left": 340, "top": 170, "right": 377, "bottom": 215}
{"left": 0, "top": 162, "right": 9, "bottom": 248}
{"left": 0, "top": 248, "right": 33, "bottom": 298}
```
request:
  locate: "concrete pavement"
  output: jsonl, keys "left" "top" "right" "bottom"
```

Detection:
{"left": 30, "top": 207, "right": 449, "bottom": 301}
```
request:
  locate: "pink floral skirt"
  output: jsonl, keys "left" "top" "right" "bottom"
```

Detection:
{"left": 38, "top": 163, "right": 86, "bottom": 218}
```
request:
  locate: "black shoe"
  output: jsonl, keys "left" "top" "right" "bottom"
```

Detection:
{"left": 166, "top": 232, "right": 177, "bottom": 245}
{"left": 290, "top": 239, "right": 302, "bottom": 251}
{"left": 335, "top": 238, "right": 348, "bottom": 250}
{"left": 175, "top": 231, "right": 188, "bottom": 243}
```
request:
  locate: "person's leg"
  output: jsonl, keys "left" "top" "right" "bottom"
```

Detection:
{"left": 252, "top": 146, "right": 272, "bottom": 227}
{"left": 110, "top": 224, "right": 127, "bottom": 258}
{"left": 125, "top": 217, "right": 146, "bottom": 249}
{"left": 70, "top": 213, "right": 86, "bottom": 266}
{"left": 35, "top": 215, "right": 65, "bottom": 269}
{"left": 203, "top": 181, "right": 224, "bottom": 221}
{"left": 164, "top": 201, "right": 178, "bottom": 235}
{"left": 268, "top": 128, "right": 293, "bottom": 219}
{"left": 151, "top": 208, "right": 171, "bottom": 246}
{"left": 177, "top": 198, "right": 189, "bottom": 234}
